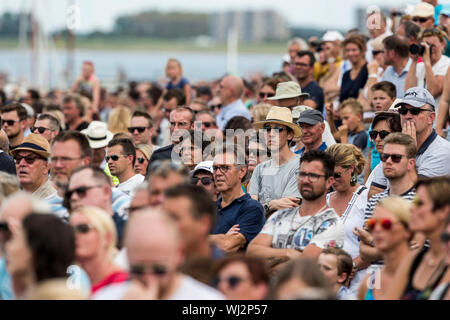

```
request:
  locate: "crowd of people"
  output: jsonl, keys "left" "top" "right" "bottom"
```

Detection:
{"left": 0, "top": 1, "right": 449, "bottom": 300}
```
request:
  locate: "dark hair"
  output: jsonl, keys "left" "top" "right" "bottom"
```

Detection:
{"left": 224, "top": 116, "right": 252, "bottom": 131}
{"left": 23, "top": 214, "right": 75, "bottom": 282}
{"left": 147, "top": 85, "right": 162, "bottom": 105}
{"left": 53, "top": 131, "right": 92, "bottom": 160}
{"left": 27, "top": 89, "right": 40, "bottom": 100}
{"left": 132, "top": 110, "right": 153, "bottom": 129}
{"left": 1, "top": 102, "right": 28, "bottom": 121}
{"left": 62, "top": 93, "right": 85, "bottom": 117}
{"left": 0, "top": 89, "right": 7, "bottom": 106}
{"left": 296, "top": 50, "right": 316, "bottom": 67}
{"left": 371, "top": 111, "right": 402, "bottom": 133}
{"left": 213, "top": 254, "right": 269, "bottom": 286}
{"left": 108, "top": 138, "right": 136, "bottom": 167}
{"left": 383, "top": 35, "right": 409, "bottom": 58}
{"left": 37, "top": 113, "right": 60, "bottom": 131}
{"left": 196, "top": 86, "right": 212, "bottom": 100}
{"left": 415, "top": 176, "right": 450, "bottom": 212}
{"left": 31, "top": 101, "right": 44, "bottom": 115}
{"left": 172, "top": 106, "right": 195, "bottom": 123}
{"left": 370, "top": 81, "right": 397, "bottom": 99}
{"left": 163, "top": 89, "right": 186, "bottom": 106}
{"left": 300, "top": 149, "right": 335, "bottom": 178}
{"left": 403, "top": 20, "right": 421, "bottom": 40}
{"left": 321, "top": 247, "right": 353, "bottom": 282}
{"left": 262, "top": 77, "right": 282, "bottom": 91}
{"left": 165, "top": 184, "right": 217, "bottom": 232}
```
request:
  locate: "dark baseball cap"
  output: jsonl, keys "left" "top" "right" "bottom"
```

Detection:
{"left": 297, "top": 109, "right": 324, "bottom": 125}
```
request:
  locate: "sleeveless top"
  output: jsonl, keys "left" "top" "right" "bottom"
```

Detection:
{"left": 401, "top": 246, "right": 448, "bottom": 300}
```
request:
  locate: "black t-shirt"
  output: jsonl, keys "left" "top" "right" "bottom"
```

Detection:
{"left": 66, "top": 121, "right": 90, "bottom": 132}
{"left": 339, "top": 63, "right": 368, "bottom": 102}
{"left": 302, "top": 81, "right": 325, "bottom": 113}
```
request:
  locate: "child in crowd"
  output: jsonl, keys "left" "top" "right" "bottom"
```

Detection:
{"left": 165, "top": 58, "right": 192, "bottom": 106}
{"left": 337, "top": 98, "right": 368, "bottom": 157}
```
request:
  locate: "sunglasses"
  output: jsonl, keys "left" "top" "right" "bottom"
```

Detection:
{"left": 412, "top": 17, "right": 430, "bottom": 23}
{"left": 191, "top": 176, "right": 213, "bottom": 186}
{"left": 65, "top": 185, "right": 104, "bottom": 199}
{"left": 259, "top": 92, "right": 275, "bottom": 99}
{"left": 31, "top": 126, "right": 50, "bottom": 134}
{"left": 210, "top": 104, "right": 222, "bottom": 110}
{"left": 333, "top": 167, "right": 350, "bottom": 179}
{"left": 1, "top": 119, "right": 19, "bottom": 126}
{"left": 203, "top": 121, "right": 214, "bottom": 128}
{"left": 73, "top": 223, "right": 93, "bottom": 234}
{"left": 372, "top": 50, "right": 384, "bottom": 55}
{"left": 105, "top": 155, "right": 124, "bottom": 162}
{"left": 137, "top": 157, "right": 146, "bottom": 164}
{"left": 380, "top": 153, "right": 404, "bottom": 163}
{"left": 129, "top": 263, "right": 167, "bottom": 276}
{"left": 0, "top": 221, "right": 11, "bottom": 242}
{"left": 366, "top": 218, "right": 394, "bottom": 232}
{"left": 369, "top": 130, "right": 390, "bottom": 140}
{"left": 13, "top": 155, "right": 44, "bottom": 164}
{"left": 441, "top": 232, "right": 450, "bottom": 244}
{"left": 263, "top": 126, "right": 286, "bottom": 133}
{"left": 398, "top": 107, "right": 431, "bottom": 116}
{"left": 127, "top": 126, "right": 147, "bottom": 134}
{"left": 212, "top": 276, "right": 243, "bottom": 289}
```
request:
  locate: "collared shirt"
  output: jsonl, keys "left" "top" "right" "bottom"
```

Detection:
{"left": 33, "top": 179, "right": 57, "bottom": 200}
{"left": 213, "top": 193, "right": 265, "bottom": 248}
{"left": 381, "top": 59, "right": 412, "bottom": 98}
{"left": 295, "top": 142, "right": 328, "bottom": 156}
{"left": 216, "top": 99, "right": 252, "bottom": 130}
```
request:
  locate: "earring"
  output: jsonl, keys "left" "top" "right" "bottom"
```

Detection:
{"left": 350, "top": 174, "right": 357, "bottom": 186}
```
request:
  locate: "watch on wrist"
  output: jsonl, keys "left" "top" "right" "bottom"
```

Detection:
{"left": 264, "top": 203, "right": 270, "bottom": 214}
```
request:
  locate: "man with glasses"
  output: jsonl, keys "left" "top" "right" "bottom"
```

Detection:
{"left": 247, "top": 150, "right": 343, "bottom": 270}
{"left": 209, "top": 144, "right": 265, "bottom": 253}
{"left": 32, "top": 113, "right": 60, "bottom": 144}
{"left": 1, "top": 103, "right": 27, "bottom": 150}
{"left": 11, "top": 134, "right": 57, "bottom": 201}
{"left": 106, "top": 138, "right": 144, "bottom": 197}
{"left": 411, "top": 2, "right": 436, "bottom": 29}
{"left": 250, "top": 106, "right": 303, "bottom": 217}
{"left": 128, "top": 110, "right": 155, "bottom": 148}
{"left": 191, "top": 161, "right": 218, "bottom": 201}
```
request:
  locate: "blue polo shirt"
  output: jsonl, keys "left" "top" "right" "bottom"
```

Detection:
{"left": 295, "top": 142, "right": 328, "bottom": 156}
{"left": 213, "top": 193, "right": 265, "bottom": 248}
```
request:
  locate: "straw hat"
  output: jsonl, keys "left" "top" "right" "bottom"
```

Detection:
{"left": 253, "top": 106, "right": 302, "bottom": 138}
{"left": 11, "top": 133, "right": 51, "bottom": 159}
{"left": 268, "top": 81, "right": 310, "bottom": 101}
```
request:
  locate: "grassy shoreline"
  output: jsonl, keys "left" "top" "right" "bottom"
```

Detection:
{"left": 0, "top": 37, "right": 287, "bottom": 53}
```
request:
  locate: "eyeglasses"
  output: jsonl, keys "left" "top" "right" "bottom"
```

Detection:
{"left": 127, "top": 126, "right": 147, "bottom": 134}
{"left": 2, "top": 119, "right": 19, "bottom": 126}
{"left": 212, "top": 165, "right": 231, "bottom": 174}
{"left": 412, "top": 17, "right": 430, "bottom": 23}
{"left": 137, "top": 157, "right": 146, "bottom": 164}
{"left": 441, "top": 232, "right": 450, "bottom": 244}
{"left": 73, "top": 223, "right": 93, "bottom": 234}
{"left": 31, "top": 126, "right": 51, "bottom": 134}
{"left": 105, "top": 154, "right": 125, "bottom": 162}
{"left": 65, "top": 185, "right": 104, "bottom": 199}
{"left": 14, "top": 155, "right": 44, "bottom": 164}
{"left": 129, "top": 263, "right": 167, "bottom": 276}
{"left": 262, "top": 126, "right": 286, "bottom": 133}
{"left": 369, "top": 130, "right": 390, "bottom": 140}
{"left": 366, "top": 218, "right": 395, "bottom": 232}
{"left": 212, "top": 276, "right": 244, "bottom": 289}
{"left": 259, "top": 92, "right": 275, "bottom": 99}
{"left": 191, "top": 176, "right": 213, "bottom": 186}
{"left": 398, "top": 107, "right": 432, "bottom": 116}
{"left": 333, "top": 167, "right": 350, "bottom": 179}
{"left": 380, "top": 153, "right": 404, "bottom": 163}
{"left": 298, "top": 171, "right": 326, "bottom": 182}
{"left": 50, "top": 156, "right": 83, "bottom": 164}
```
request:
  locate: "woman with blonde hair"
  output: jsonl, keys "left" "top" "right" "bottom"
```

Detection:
{"left": 358, "top": 196, "right": 412, "bottom": 300}
{"left": 108, "top": 106, "right": 131, "bottom": 135}
{"left": 326, "top": 143, "right": 369, "bottom": 296}
{"left": 69, "top": 206, "right": 128, "bottom": 297}
{"left": 135, "top": 144, "right": 154, "bottom": 175}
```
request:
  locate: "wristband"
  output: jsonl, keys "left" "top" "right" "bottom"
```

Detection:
{"left": 368, "top": 74, "right": 378, "bottom": 79}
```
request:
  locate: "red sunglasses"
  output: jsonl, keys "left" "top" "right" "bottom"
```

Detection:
{"left": 366, "top": 218, "right": 393, "bottom": 232}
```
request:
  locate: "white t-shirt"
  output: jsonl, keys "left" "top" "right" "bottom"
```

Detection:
{"left": 117, "top": 174, "right": 145, "bottom": 197}
{"left": 92, "top": 275, "right": 224, "bottom": 300}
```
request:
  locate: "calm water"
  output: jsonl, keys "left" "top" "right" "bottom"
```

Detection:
{"left": 0, "top": 49, "right": 285, "bottom": 89}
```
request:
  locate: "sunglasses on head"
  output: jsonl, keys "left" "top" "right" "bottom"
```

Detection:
{"left": 65, "top": 185, "right": 103, "bottom": 199}
{"left": 73, "top": 223, "right": 93, "bottom": 234}
{"left": 129, "top": 263, "right": 167, "bottom": 276}
{"left": 191, "top": 176, "right": 213, "bottom": 186}
{"left": 31, "top": 126, "right": 50, "bottom": 134}
{"left": 366, "top": 218, "right": 394, "bottom": 232}
{"left": 212, "top": 276, "right": 243, "bottom": 289}
{"left": 127, "top": 126, "right": 147, "bottom": 134}
{"left": 105, "top": 155, "right": 123, "bottom": 162}
{"left": 398, "top": 107, "right": 431, "bottom": 116}
{"left": 380, "top": 153, "right": 404, "bottom": 163}
{"left": 263, "top": 126, "right": 286, "bottom": 133}
{"left": 13, "top": 155, "right": 44, "bottom": 165}
{"left": 369, "top": 130, "right": 390, "bottom": 140}
{"left": 2, "top": 119, "right": 19, "bottom": 126}
{"left": 137, "top": 157, "right": 146, "bottom": 164}
{"left": 412, "top": 17, "right": 430, "bottom": 23}
{"left": 259, "top": 92, "right": 275, "bottom": 99}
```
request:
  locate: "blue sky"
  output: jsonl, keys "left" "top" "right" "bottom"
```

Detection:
{"left": 0, "top": 0, "right": 445, "bottom": 33}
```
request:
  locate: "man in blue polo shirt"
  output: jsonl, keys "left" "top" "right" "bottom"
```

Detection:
{"left": 295, "top": 109, "right": 328, "bottom": 156}
{"left": 209, "top": 144, "right": 265, "bottom": 253}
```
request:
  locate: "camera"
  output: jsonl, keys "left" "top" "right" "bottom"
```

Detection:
{"left": 409, "top": 43, "right": 434, "bottom": 56}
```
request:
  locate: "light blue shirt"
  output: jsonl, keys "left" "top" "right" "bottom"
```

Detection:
{"left": 216, "top": 99, "right": 252, "bottom": 130}
{"left": 381, "top": 59, "right": 412, "bottom": 98}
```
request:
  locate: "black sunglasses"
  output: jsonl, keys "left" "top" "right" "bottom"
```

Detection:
{"left": 212, "top": 276, "right": 243, "bottom": 289}
{"left": 259, "top": 92, "right": 275, "bottom": 99}
{"left": 210, "top": 104, "right": 222, "bottom": 110}
{"left": 65, "top": 185, "right": 104, "bottom": 199}
{"left": 380, "top": 153, "right": 404, "bottom": 163}
{"left": 31, "top": 126, "right": 50, "bottom": 134}
{"left": 130, "top": 264, "right": 167, "bottom": 276}
{"left": 412, "top": 17, "right": 429, "bottom": 23}
{"left": 191, "top": 176, "right": 213, "bottom": 186}
{"left": 369, "top": 130, "right": 390, "bottom": 140}
{"left": 127, "top": 126, "right": 147, "bottom": 134}
{"left": 372, "top": 50, "right": 384, "bottom": 55}
{"left": 137, "top": 157, "right": 146, "bottom": 164}
{"left": 13, "top": 155, "right": 44, "bottom": 165}
{"left": 0, "top": 221, "right": 11, "bottom": 242}
{"left": 263, "top": 126, "right": 286, "bottom": 133}
{"left": 105, "top": 155, "right": 124, "bottom": 162}
{"left": 441, "top": 232, "right": 450, "bottom": 244}
{"left": 203, "top": 121, "right": 214, "bottom": 128}
{"left": 73, "top": 223, "right": 92, "bottom": 234}
{"left": 333, "top": 167, "right": 350, "bottom": 179}
{"left": 398, "top": 107, "right": 431, "bottom": 116}
{"left": 1, "top": 119, "right": 19, "bottom": 126}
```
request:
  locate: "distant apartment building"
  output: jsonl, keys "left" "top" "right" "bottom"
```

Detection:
{"left": 210, "top": 10, "right": 290, "bottom": 43}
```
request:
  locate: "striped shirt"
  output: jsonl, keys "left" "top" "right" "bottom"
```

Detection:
{"left": 364, "top": 187, "right": 416, "bottom": 222}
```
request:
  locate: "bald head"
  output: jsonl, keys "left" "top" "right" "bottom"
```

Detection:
{"left": 220, "top": 76, "right": 244, "bottom": 105}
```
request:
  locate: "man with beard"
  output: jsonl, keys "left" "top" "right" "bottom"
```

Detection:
{"left": 1, "top": 103, "right": 27, "bottom": 149}
{"left": 247, "top": 150, "right": 344, "bottom": 270}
